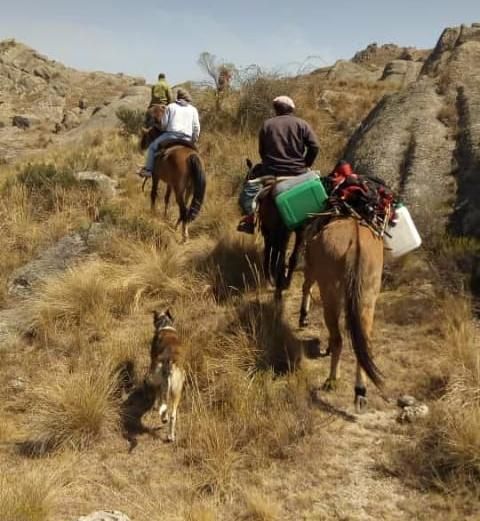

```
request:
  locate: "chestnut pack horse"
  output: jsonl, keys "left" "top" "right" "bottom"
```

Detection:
{"left": 140, "top": 126, "right": 206, "bottom": 242}
{"left": 299, "top": 217, "right": 384, "bottom": 411}
{"left": 246, "top": 160, "right": 304, "bottom": 300}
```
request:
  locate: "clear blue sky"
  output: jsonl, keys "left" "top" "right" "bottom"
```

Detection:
{"left": 0, "top": 0, "right": 478, "bottom": 84}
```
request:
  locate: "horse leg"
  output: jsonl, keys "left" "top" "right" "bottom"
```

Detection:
{"left": 322, "top": 289, "right": 343, "bottom": 391}
{"left": 354, "top": 303, "right": 376, "bottom": 412}
{"left": 262, "top": 232, "right": 273, "bottom": 286}
{"left": 299, "top": 274, "right": 314, "bottom": 328}
{"left": 273, "top": 232, "right": 289, "bottom": 300}
{"left": 151, "top": 174, "right": 160, "bottom": 213}
{"left": 174, "top": 188, "right": 189, "bottom": 243}
{"left": 285, "top": 229, "right": 304, "bottom": 289}
{"left": 164, "top": 185, "right": 172, "bottom": 218}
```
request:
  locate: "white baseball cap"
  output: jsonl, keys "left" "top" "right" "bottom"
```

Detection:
{"left": 273, "top": 95, "right": 295, "bottom": 109}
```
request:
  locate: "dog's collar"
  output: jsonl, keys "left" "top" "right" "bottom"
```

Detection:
{"left": 157, "top": 325, "right": 176, "bottom": 332}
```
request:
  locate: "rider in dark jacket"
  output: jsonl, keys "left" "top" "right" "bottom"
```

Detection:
{"left": 237, "top": 96, "right": 320, "bottom": 233}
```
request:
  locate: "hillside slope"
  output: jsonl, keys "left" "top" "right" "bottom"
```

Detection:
{"left": 0, "top": 39, "right": 148, "bottom": 161}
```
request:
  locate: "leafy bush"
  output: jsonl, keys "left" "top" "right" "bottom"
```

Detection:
{"left": 17, "top": 162, "right": 77, "bottom": 192}
{"left": 16, "top": 162, "right": 80, "bottom": 213}
{"left": 116, "top": 106, "right": 145, "bottom": 135}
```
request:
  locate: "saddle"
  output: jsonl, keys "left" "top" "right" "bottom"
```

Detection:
{"left": 154, "top": 139, "right": 198, "bottom": 161}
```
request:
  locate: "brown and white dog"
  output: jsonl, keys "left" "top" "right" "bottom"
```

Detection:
{"left": 146, "top": 310, "right": 186, "bottom": 442}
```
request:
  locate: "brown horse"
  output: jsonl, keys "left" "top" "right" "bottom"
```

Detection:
{"left": 247, "top": 160, "right": 304, "bottom": 300}
{"left": 299, "top": 217, "right": 384, "bottom": 411}
{"left": 140, "top": 126, "right": 206, "bottom": 242}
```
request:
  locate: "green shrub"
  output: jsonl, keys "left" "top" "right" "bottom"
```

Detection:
{"left": 116, "top": 106, "right": 145, "bottom": 135}
{"left": 17, "top": 163, "right": 77, "bottom": 192}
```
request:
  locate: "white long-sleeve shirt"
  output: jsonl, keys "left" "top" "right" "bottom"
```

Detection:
{"left": 161, "top": 101, "right": 200, "bottom": 142}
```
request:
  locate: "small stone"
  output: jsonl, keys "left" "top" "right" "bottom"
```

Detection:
{"left": 397, "top": 394, "right": 417, "bottom": 408}
{"left": 8, "top": 377, "right": 27, "bottom": 391}
{"left": 397, "top": 403, "right": 430, "bottom": 423}
{"left": 77, "top": 511, "right": 131, "bottom": 521}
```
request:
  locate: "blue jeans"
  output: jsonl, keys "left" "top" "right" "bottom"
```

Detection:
{"left": 145, "top": 131, "right": 191, "bottom": 172}
{"left": 238, "top": 182, "right": 261, "bottom": 215}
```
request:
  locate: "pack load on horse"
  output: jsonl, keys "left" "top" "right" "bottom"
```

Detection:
{"left": 138, "top": 88, "right": 206, "bottom": 242}
{"left": 244, "top": 159, "right": 421, "bottom": 258}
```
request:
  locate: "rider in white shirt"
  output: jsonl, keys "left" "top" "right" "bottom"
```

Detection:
{"left": 139, "top": 88, "right": 200, "bottom": 177}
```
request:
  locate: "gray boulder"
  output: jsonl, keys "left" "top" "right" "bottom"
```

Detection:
{"left": 61, "top": 110, "right": 81, "bottom": 130}
{"left": 326, "top": 59, "right": 382, "bottom": 83}
{"left": 346, "top": 22, "right": 480, "bottom": 266}
{"left": 74, "top": 171, "right": 118, "bottom": 198}
{"left": 12, "top": 115, "right": 31, "bottom": 129}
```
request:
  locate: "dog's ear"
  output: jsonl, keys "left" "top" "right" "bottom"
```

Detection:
{"left": 165, "top": 309, "right": 174, "bottom": 322}
{"left": 246, "top": 158, "right": 253, "bottom": 169}
{"left": 152, "top": 310, "right": 160, "bottom": 323}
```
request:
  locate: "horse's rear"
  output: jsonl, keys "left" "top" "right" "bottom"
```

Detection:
{"left": 140, "top": 126, "right": 206, "bottom": 242}
{"left": 300, "top": 217, "right": 384, "bottom": 411}
{"left": 151, "top": 146, "right": 206, "bottom": 242}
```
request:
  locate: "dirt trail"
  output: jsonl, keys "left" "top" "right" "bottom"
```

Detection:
{"left": 251, "top": 272, "right": 448, "bottom": 520}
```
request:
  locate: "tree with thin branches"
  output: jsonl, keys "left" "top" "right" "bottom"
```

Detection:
{"left": 197, "top": 52, "right": 236, "bottom": 110}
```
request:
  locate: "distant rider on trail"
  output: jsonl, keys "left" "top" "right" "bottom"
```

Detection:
{"left": 150, "top": 73, "right": 173, "bottom": 107}
{"left": 138, "top": 88, "right": 201, "bottom": 178}
{"left": 237, "top": 95, "right": 320, "bottom": 234}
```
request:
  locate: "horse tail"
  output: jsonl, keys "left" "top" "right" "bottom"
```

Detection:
{"left": 187, "top": 154, "right": 206, "bottom": 222}
{"left": 345, "top": 222, "right": 383, "bottom": 388}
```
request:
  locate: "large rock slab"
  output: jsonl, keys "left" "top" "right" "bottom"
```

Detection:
{"left": 381, "top": 60, "right": 422, "bottom": 86}
{"left": 7, "top": 225, "right": 105, "bottom": 298}
{"left": 346, "top": 22, "right": 480, "bottom": 290}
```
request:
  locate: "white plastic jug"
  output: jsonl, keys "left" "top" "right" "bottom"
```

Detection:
{"left": 384, "top": 205, "right": 422, "bottom": 257}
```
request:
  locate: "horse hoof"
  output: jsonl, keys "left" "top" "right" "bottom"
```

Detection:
{"left": 355, "top": 395, "right": 368, "bottom": 413}
{"left": 322, "top": 378, "right": 338, "bottom": 392}
{"left": 299, "top": 314, "right": 309, "bottom": 328}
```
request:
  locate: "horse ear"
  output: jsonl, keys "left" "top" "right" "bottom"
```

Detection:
{"left": 246, "top": 158, "right": 253, "bottom": 169}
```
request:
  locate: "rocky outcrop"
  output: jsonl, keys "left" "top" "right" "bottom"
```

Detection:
{"left": 352, "top": 43, "right": 430, "bottom": 68}
{"left": 64, "top": 86, "right": 149, "bottom": 138}
{"left": 346, "top": 23, "right": 480, "bottom": 289}
{"left": 381, "top": 60, "right": 423, "bottom": 86}
{"left": 0, "top": 39, "right": 146, "bottom": 161}
{"left": 325, "top": 60, "right": 382, "bottom": 83}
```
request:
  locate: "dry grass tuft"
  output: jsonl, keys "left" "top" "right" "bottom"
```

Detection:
{"left": 20, "top": 361, "right": 119, "bottom": 454}
{"left": 242, "top": 489, "right": 280, "bottom": 521}
{"left": 195, "top": 233, "right": 262, "bottom": 302}
{"left": 0, "top": 466, "right": 63, "bottom": 521}
{"left": 395, "top": 295, "right": 480, "bottom": 488}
